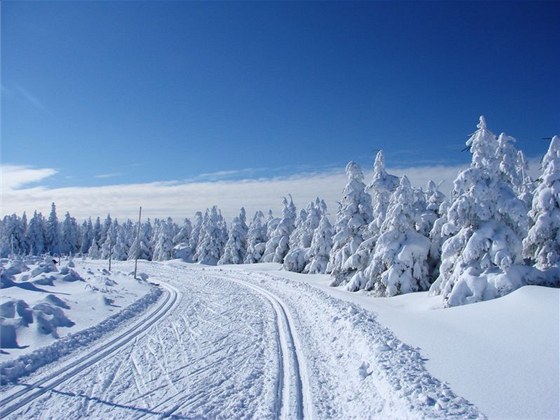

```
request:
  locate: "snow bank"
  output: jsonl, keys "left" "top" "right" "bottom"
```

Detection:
{"left": 0, "top": 286, "right": 162, "bottom": 384}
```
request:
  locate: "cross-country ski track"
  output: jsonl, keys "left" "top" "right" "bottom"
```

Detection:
{"left": 0, "top": 261, "right": 484, "bottom": 419}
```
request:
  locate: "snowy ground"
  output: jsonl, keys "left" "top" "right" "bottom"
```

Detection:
{"left": 1, "top": 260, "right": 558, "bottom": 419}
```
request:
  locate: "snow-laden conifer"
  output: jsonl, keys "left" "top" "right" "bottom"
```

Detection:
{"left": 173, "top": 218, "right": 194, "bottom": 262}
{"left": 523, "top": 135, "right": 560, "bottom": 268}
{"left": 45, "top": 203, "right": 60, "bottom": 256}
{"left": 429, "top": 117, "right": 529, "bottom": 307}
{"left": 219, "top": 208, "right": 249, "bottom": 265}
{"left": 305, "top": 215, "right": 333, "bottom": 274}
{"left": 244, "top": 211, "right": 268, "bottom": 264}
{"left": 327, "top": 161, "right": 373, "bottom": 286}
{"left": 61, "top": 212, "right": 80, "bottom": 256}
{"left": 194, "top": 206, "right": 228, "bottom": 265}
{"left": 26, "top": 211, "right": 46, "bottom": 256}
{"left": 153, "top": 218, "right": 176, "bottom": 261}
{"left": 262, "top": 197, "right": 297, "bottom": 263}
{"left": 348, "top": 176, "right": 431, "bottom": 295}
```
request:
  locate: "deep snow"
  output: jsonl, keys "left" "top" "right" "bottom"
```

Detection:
{"left": 0, "top": 259, "right": 558, "bottom": 419}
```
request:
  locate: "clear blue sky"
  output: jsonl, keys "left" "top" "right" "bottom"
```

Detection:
{"left": 2, "top": 1, "right": 559, "bottom": 189}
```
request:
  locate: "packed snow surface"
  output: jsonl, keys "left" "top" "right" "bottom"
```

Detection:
{"left": 1, "top": 260, "right": 557, "bottom": 419}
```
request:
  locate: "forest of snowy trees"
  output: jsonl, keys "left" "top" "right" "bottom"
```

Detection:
{"left": 1, "top": 118, "right": 559, "bottom": 306}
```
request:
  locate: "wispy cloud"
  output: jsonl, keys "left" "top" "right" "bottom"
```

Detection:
{"left": 94, "top": 172, "right": 123, "bottom": 179}
{"left": 1, "top": 159, "right": 541, "bottom": 222}
{"left": 15, "top": 85, "right": 46, "bottom": 111}
{"left": 1, "top": 164, "right": 57, "bottom": 190}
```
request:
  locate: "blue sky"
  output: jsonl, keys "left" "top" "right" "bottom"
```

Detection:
{"left": 1, "top": 1, "right": 559, "bottom": 219}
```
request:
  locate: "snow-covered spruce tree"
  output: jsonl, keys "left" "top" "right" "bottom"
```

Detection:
{"left": 284, "top": 199, "right": 325, "bottom": 273}
{"left": 80, "top": 218, "right": 94, "bottom": 255}
{"left": 61, "top": 212, "right": 81, "bottom": 256}
{"left": 100, "top": 214, "right": 112, "bottom": 246}
{"left": 91, "top": 217, "right": 102, "bottom": 250}
{"left": 0, "top": 214, "right": 26, "bottom": 257}
{"left": 88, "top": 240, "right": 101, "bottom": 259}
{"left": 189, "top": 211, "right": 204, "bottom": 256}
{"left": 305, "top": 214, "right": 333, "bottom": 274}
{"left": 523, "top": 135, "right": 560, "bottom": 269}
{"left": 327, "top": 161, "right": 373, "bottom": 286}
{"left": 219, "top": 208, "right": 249, "bottom": 265}
{"left": 45, "top": 202, "right": 61, "bottom": 256}
{"left": 348, "top": 176, "right": 431, "bottom": 295}
{"left": 244, "top": 211, "right": 268, "bottom": 264}
{"left": 112, "top": 223, "right": 130, "bottom": 260}
{"left": 153, "top": 218, "right": 176, "bottom": 261}
{"left": 516, "top": 150, "right": 534, "bottom": 206}
{"left": 194, "top": 206, "right": 228, "bottom": 265}
{"left": 173, "top": 218, "right": 194, "bottom": 262}
{"left": 127, "top": 220, "right": 153, "bottom": 261}
{"left": 429, "top": 116, "right": 530, "bottom": 307}
{"left": 344, "top": 151, "right": 400, "bottom": 280}
{"left": 26, "top": 211, "right": 46, "bottom": 256}
{"left": 101, "top": 220, "right": 118, "bottom": 260}
{"left": 262, "top": 197, "right": 297, "bottom": 263}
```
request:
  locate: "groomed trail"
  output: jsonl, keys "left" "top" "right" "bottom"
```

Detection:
{"left": 1, "top": 261, "right": 484, "bottom": 419}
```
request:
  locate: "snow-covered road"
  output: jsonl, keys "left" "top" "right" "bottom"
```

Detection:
{"left": 1, "top": 261, "right": 484, "bottom": 419}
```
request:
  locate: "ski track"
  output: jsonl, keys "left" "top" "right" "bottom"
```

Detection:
{"left": 0, "top": 261, "right": 485, "bottom": 419}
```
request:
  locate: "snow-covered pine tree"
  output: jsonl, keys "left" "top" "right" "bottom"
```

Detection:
{"left": 327, "top": 161, "right": 373, "bottom": 286}
{"left": 112, "top": 223, "right": 130, "bottom": 260}
{"left": 128, "top": 220, "right": 152, "bottom": 261}
{"left": 194, "top": 206, "right": 228, "bottom": 265}
{"left": 429, "top": 117, "right": 529, "bottom": 307}
{"left": 348, "top": 176, "right": 431, "bottom": 295}
{"left": 189, "top": 211, "right": 204, "bottom": 256}
{"left": 92, "top": 217, "right": 102, "bottom": 250}
{"left": 45, "top": 203, "right": 61, "bottom": 256}
{"left": 244, "top": 210, "right": 268, "bottom": 264}
{"left": 80, "top": 218, "right": 94, "bottom": 255}
{"left": 344, "top": 151, "right": 400, "bottom": 281}
{"left": 262, "top": 197, "right": 297, "bottom": 263}
{"left": 26, "top": 211, "right": 46, "bottom": 256}
{"left": 101, "top": 220, "right": 118, "bottom": 260}
{"left": 173, "top": 218, "right": 194, "bottom": 262}
{"left": 523, "top": 135, "right": 560, "bottom": 269}
{"left": 219, "top": 208, "right": 249, "bottom": 265}
{"left": 305, "top": 214, "right": 333, "bottom": 274}
{"left": 153, "top": 218, "right": 176, "bottom": 261}
{"left": 284, "top": 199, "right": 325, "bottom": 272}
{"left": 61, "top": 212, "right": 81, "bottom": 256}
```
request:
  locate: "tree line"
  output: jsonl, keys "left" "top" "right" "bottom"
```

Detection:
{"left": 1, "top": 117, "right": 558, "bottom": 306}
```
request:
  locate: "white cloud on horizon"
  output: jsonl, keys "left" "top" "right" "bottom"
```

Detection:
{"left": 1, "top": 162, "right": 474, "bottom": 222}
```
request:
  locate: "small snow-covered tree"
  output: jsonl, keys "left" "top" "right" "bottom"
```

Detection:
{"left": 244, "top": 211, "right": 268, "bottom": 264}
{"left": 348, "top": 176, "right": 431, "bottom": 295}
{"left": 81, "top": 218, "right": 94, "bottom": 255}
{"left": 153, "top": 218, "right": 176, "bottom": 261}
{"left": 305, "top": 215, "right": 333, "bottom": 274}
{"left": 173, "top": 218, "right": 194, "bottom": 262}
{"left": 26, "top": 211, "right": 46, "bottom": 255}
{"left": 101, "top": 220, "right": 118, "bottom": 259}
{"left": 112, "top": 223, "right": 130, "bottom": 260}
{"left": 189, "top": 212, "right": 204, "bottom": 255}
{"left": 327, "top": 162, "right": 373, "bottom": 286}
{"left": 523, "top": 135, "right": 560, "bottom": 268}
{"left": 61, "top": 212, "right": 80, "bottom": 255}
{"left": 284, "top": 199, "right": 326, "bottom": 273}
{"left": 45, "top": 203, "right": 60, "bottom": 255}
{"left": 429, "top": 117, "right": 529, "bottom": 307}
{"left": 88, "top": 240, "right": 101, "bottom": 259}
{"left": 262, "top": 197, "right": 297, "bottom": 263}
{"left": 219, "top": 208, "right": 249, "bottom": 265}
{"left": 128, "top": 220, "right": 153, "bottom": 261}
{"left": 194, "top": 206, "right": 228, "bottom": 265}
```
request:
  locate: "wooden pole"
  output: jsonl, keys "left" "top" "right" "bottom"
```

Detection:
{"left": 134, "top": 206, "right": 142, "bottom": 279}
{"left": 108, "top": 234, "right": 113, "bottom": 272}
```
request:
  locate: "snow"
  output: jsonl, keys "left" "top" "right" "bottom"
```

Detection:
{"left": 0, "top": 259, "right": 557, "bottom": 419}
{"left": 267, "top": 265, "right": 559, "bottom": 420}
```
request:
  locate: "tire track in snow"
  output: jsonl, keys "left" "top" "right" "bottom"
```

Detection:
{"left": 0, "top": 282, "right": 180, "bottom": 418}
{"left": 223, "top": 270, "right": 313, "bottom": 419}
